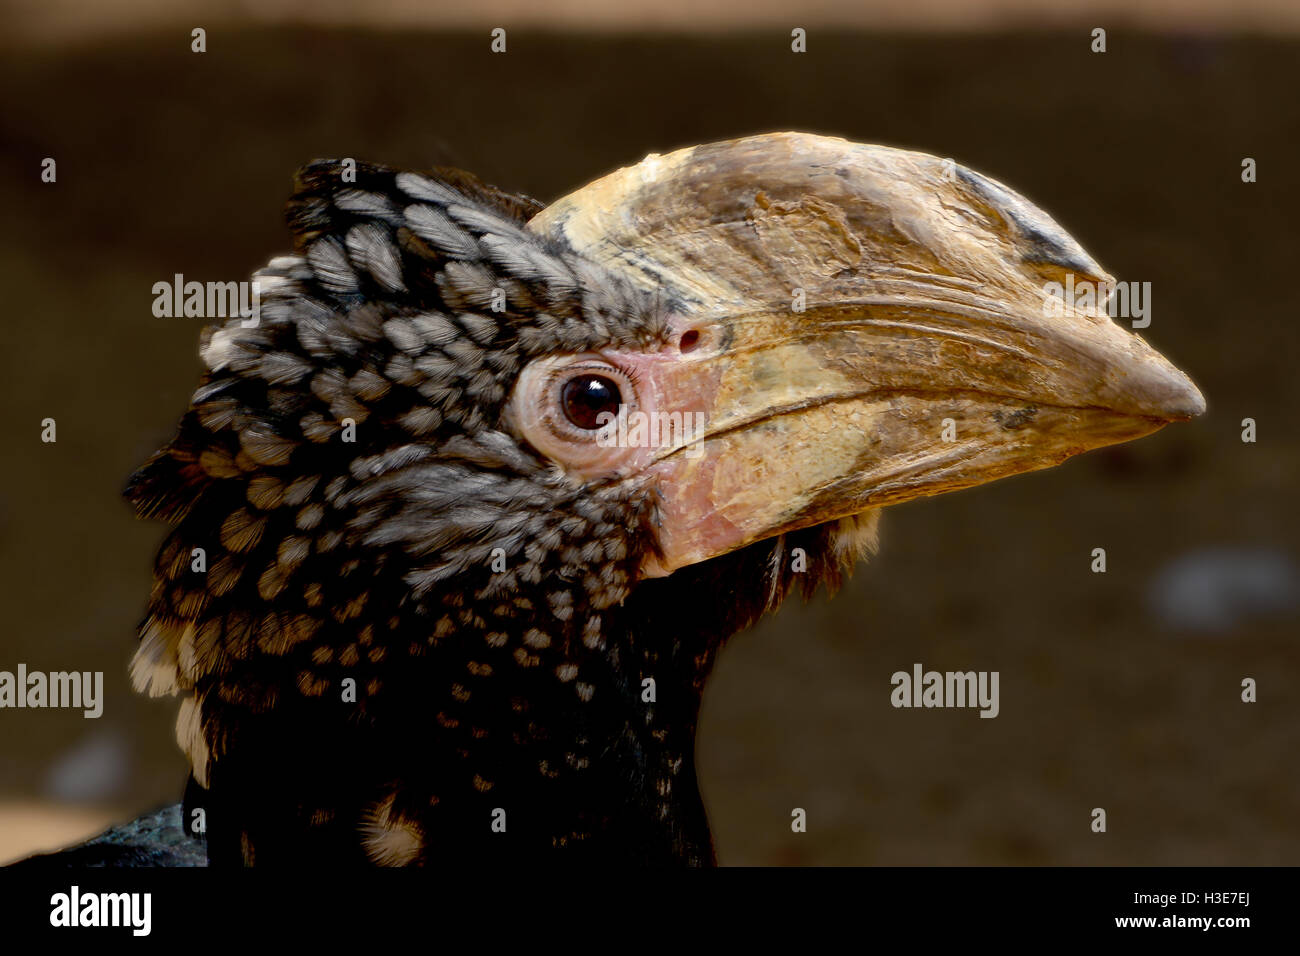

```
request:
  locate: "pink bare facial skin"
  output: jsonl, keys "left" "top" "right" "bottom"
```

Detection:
{"left": 505, "top": 313, "right": 735, "bottom": 578}
{"left": 504, "top": 315, "right": 717, "bottom": 478}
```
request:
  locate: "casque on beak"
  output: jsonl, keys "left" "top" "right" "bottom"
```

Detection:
{"left": 530, "top": 133, "right": 1205, "bottom": 576}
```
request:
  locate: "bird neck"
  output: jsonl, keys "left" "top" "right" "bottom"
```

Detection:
{"left": 486, "top": 603, "right": 723, "bottom": 865}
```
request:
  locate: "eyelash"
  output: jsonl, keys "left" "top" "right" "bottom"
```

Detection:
{"left": 556, "top": 359, "right": 640, "bottom": 387}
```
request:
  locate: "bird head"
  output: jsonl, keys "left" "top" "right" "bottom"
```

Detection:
{"left": 126, "top": 132, "right": 1202, "bottom": 864}
{"left": 523, "top": 133, "right": 1203, "bottom": 577}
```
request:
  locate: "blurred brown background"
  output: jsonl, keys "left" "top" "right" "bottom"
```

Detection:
{"left": 1, "top": 0, "right": 1297, "bottom": 864}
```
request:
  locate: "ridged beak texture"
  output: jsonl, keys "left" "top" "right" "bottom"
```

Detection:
{"left": 531, "top": 133, "right": 1205, "bottom": 575}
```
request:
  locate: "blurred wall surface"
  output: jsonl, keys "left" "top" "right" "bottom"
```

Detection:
{"left": 1, "top": 0, "right": 1297, "bottom": 864}
{"left": 9, "top": 0, "right": 1300, "bottom": 40}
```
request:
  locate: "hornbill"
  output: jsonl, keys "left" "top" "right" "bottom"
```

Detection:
{"left": 122, "top": 132, "right": 1204, "bottom": 866}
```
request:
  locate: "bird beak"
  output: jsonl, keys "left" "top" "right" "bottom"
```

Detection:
{"left": 530, "top": 133, "right": 1205, "bottom": 576}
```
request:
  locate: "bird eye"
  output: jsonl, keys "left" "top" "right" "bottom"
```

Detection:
{"left": 505, "top": 356, "right": 645, "bottom": 477}
{"left": 561, "top": 374, "right": 622, "bottom": 430}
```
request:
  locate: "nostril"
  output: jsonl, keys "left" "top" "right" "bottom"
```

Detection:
{"left": 679, "top": 329, "right": 700, "bottom": 353}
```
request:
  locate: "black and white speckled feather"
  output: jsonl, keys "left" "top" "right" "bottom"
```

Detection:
{"left": 124, "top": 159, "right": 864, "bottom": 866}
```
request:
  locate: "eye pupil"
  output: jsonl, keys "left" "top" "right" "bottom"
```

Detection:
{"left": 561, "top": 375, "right": 622, "bottom": 430}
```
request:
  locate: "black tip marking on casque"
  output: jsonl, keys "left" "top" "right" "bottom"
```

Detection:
{"left": 956, "top": 166, "right": 1103, "bottom": 277}
{"left": 992, "top": 406, "right": 1040, "bottom": 431}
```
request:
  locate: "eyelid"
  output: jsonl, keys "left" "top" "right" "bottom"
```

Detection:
{"left": 550, "top": 358, "right": 638, "bottom": 386}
